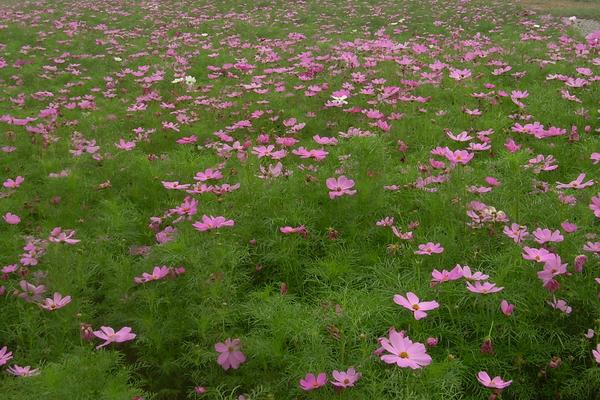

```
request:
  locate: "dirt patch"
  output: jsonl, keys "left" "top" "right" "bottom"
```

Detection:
{"left": 519, "top": 0, "right": 600, "bottom": 12}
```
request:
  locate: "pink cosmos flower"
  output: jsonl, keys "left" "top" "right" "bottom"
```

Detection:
{"left": 537, "top": 255, "right": 568, "bottom": 285}
{"left": 40, "top": 292, "right": 72, "bottom": 311}
{"left": 532, "top": 228, "right": 564, "bottom": 244}
{"left": 522, "top": 247, "right": 554, "bottom": 263}
{"left": 176, "top": 135, "right": 198, "bottom": 144}
{"left": 391, "top": 226, "right": 413, "bottom": 240}
{"left": 7, "top": 365, "right": 40, "bottom": 377}
{"left": 0, "top": 346, "right": 13, "bottom": 366}
{"left": 548, "top": 298, "right": 572, "bottom": 314}
{"left": 215, "top": 338, "right": 246, "bottom": 370}
{"left": 430, "top": 265, "right": 463, "bottom": 286}
{"left": 376, "top": 217, "right": 394, "bottom": 227}
{"left": 93, "top": 326, "right": 136, "bottom": 349}
{"left": 477, "top": 371, "right": 512, "bottom": 389}
{"left": 584, "top": 241, "right": 600, "bottom": 253}
{"left": 194, "top": 168, "right": 223, "bottom": 181}
{"left": 134, "top": 266, "right": 171, "bottom": 284}
{"left": 561, "top": 221, "right": 577, "bottom": 233}
{"left": 466, "top": 281, "right": 504, "bottom": 294}
{"left": 449, "top": 68, "right": 472, "bottom": 80}
{"left": 17, "top": 281, "right": 46, "bottom": 302}
{"left": 504, "top": 139, "right": 521, "bottom": 153}
{"left": 444, "top": 149, "right": 474, "bottom": 165}
{"left": 3, "top": 213, "right": 20, "bottom": 225}
{"left": 393, "top": 292, "right": 439, "bottom": 320}
{"left": 3, "top": 176, "right": 24, "bottom": 188}
{"left": 590, "top": 194, "right": 600, "bottom": 218}
{"left": 593, "top": 344, "right": 600, "bottom": 364}
{"left": 115, "top": 139, "right": 136, "bottom": 151}
{"left": 500, "top": 300, "right": 515, "bottom": 316}
{"left": 313, "top": 135, "right": 338, "bottom": 145}
{"left": 326, "top": 176, "right": 356, "bottom": 199}
{"left": 585, "top": 329, "right": 595, "bottom": 339}
{"left": 48, "top": 227, "right": 80, "bottom": 244}
{"left": 378, "top": 329, "right": 432, "bottom": 369}
{"left": 415, "top": 242, "right": 444, "bottom": 255}
{"left": 192, "top": 215, "right": 235, "bottom": 231}
{"left": 556, "top": 173, "right": 594, "bottom": 190}
{"left": 299, "top": 372, "right": 327, "bottom": 391}
{"left": 458, "top": 265, "right": 489, "bottom": 281}
{"left": 503, "top": 223, "right": 529, "bottom": 243}
{"left": 331, "top": 368, "right": 361, "bottom": 388}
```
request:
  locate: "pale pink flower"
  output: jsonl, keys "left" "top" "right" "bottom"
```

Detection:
{"left": 458, "top": 265, "right": 489, "bottom": 281}
{"left": 0, "top": 346, "right": 13, "bottom": 366}
{"left": 522, "top": 247, "right": 554, "bottom": 263}
{"left": 192, "top": 215, "right": 235, "bottom": 231}
{"left": 393, "top": 292, "right": 439, "bottom": 320}
{"left": 48, "top": 227, "right": 80, "bottom": 244}
{"left": 93, "top": 326, "right": 136, "bottom": 349}
{"left": 7, "top": 365, "right": 40, "bottom": 377}
{"left": 415, "top": 242, "right": 444, "bottom": 255}
{"left": 548, "top": 298, "right": 572, "bottom": 314}
{"left": 376, "top": 217, "right": 394, "bottom": 227}
{"left": 477, "top": 371, "right": 512, "bottom": 389}
{"left": 556, "top": 173, "right": 594, "bottom": 190}
{"left": 40, "top": 292, "right": 72, "bottom": 311}
{"left": 532, "top": 228, "right": 564, "bottom": 244}
{"left": 561, "top": 221, "right": 577, "bottom": 233}
{"left": 503, "top": 223, "right": 529, "bottom": 243}
{"left": 134, "top": 266, "right": 171, "bottom": 284}
{"left": 593, "top": 344, "right": 600, "bottom": 364}
{"left": 500, "top": 300, "right": 515, "bottom": 316}
{"left": 378, "top": 329, "right": 432, "bottom": 369}
{"left": 444, "top": 149, "right": 474, "bottom": 165}
{"left": 3, "top": 176, "right": 24, "bottom": 188}
{"left": 299, "top": 372, "right": 327, "bottom": 391}
{"left": 466, "top": 281, "right": 503, "bottom": 294}
{"left": 194, "top": 168, "right": 223, "bottom": 181}
{"left": 590, "top": 194, "right": 600, "bottom": 218}
{"left": 17, "top": 280, "right": 46, "bottom": 302}
{"left": 331, "top": 368, "right": 361, "bottom": 388}
{"left": 326, "top": 176, "right": 356, "bottom": 199}
{"left": 583, "top": 241, "right": 600, "bottom": 253}
{"left": 215, "top": 338, "right": 246, "bottom": 370}
{"left": 114, "top": 139, "right": 136, "bottom": 151}
{"left": 430, "top": 266, "right": 463, "bottom": 286}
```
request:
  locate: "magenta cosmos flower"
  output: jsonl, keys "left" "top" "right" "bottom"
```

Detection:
{"left": 532, "top": 228, "right": 564, "bottom": 244}
{"left": 326, "top": 175, "right": 356, "bottom": 199}
{"left": 331, "top": 368, "right": 361, "bottom": 388}
{"left": 7, "top": 365, "right": 40, "bottom": 377}
{"left": 593, "top": 344, "right": 600, "bottom": 364}
{"left": 134, "top": 266, "right": 170, "bottom": 284}
{"left": 0, "top": 346, "right": 13, "bottom": 366}
{"left": 192, "top": 215, "right": 235, "bottom": 232}
{"left": 415, "top": 242, "right": 444, "bottom": 255}
{"left": 477, "top": 371, "right": 512, "bottom": 389}
{"left": 93, "top": 326, "right": 136, "bottom": 349}
{"left": 500, "top": 300, "right": 515, "bottom": 316}
{"left": 378, "top": 329, "right": 432, "bottom": 369}
{"left": 3, "top": 212, "right": 20, "bottom": 225}
{"left": 299, "top": 372, "right": 327, "bottom": 391}
{"left": 215, "top": 338, "right": 246, "bottom": 370}
{"left": 393, "top": 292, "right": 439, "bottom": 320}
{"left": 40, "top": 292, "right": 72, "bottom": 311}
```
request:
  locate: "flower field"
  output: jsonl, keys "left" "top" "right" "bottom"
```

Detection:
{"left": 0, "top": 0, "right": 599, "bottom": 399}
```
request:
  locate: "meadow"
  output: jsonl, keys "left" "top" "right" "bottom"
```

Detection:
{"left": 0, "top": 0, "right": 599, "bottom": 399}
